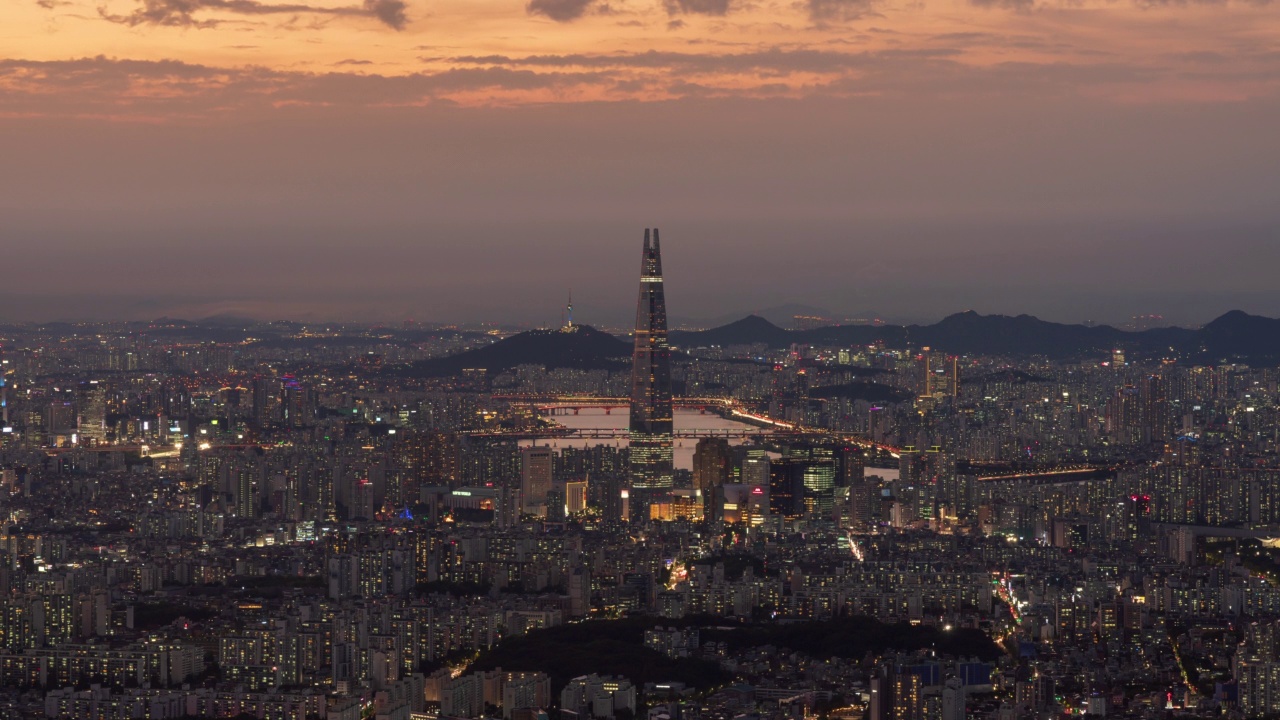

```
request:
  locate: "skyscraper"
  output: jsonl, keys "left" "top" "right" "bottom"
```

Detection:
{"left": 0, "top": 348, "right": 9, "bottom": 429}
{"left": 923, "top": 351, "right": 959, "bottom": 399}
{"left": 521, "top": 445, "right": 554, "bottom": 516}
{"left": 629, "top": 228, "right": 673, "bottom": 513}
{"left": 79, "top": 384, "right": 108, "bottom": 445}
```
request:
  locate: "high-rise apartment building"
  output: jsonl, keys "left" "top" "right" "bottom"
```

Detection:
{"left": 629, "top": 228, "right": 673, "bottom": 514}
{"left": 1140, "top": 373, "right": 1170, "bottom": 445}
{"left": 693, "top": 437, "right": 732, "bottom": 493}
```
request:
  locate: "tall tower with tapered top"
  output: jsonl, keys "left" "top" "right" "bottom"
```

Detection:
{"left": 629, "top": 228, "right": 674, "bottom": 514}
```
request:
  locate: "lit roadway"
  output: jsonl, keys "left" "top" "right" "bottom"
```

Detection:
{"left": 969, "top": 465, "right": 1103, "bottom": 482}
{"left": 42, "top": 443, "right": 265, "bottom": 456}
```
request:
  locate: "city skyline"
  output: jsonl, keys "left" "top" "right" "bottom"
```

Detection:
{"left": 3, "top": 214, "right": 1280, "bottom": 720}
{"left": 1, "top": 288, "right": 1278, "bottom": 331}
{"left": 4, "top": 0, "right": 1280, "bottom": 713}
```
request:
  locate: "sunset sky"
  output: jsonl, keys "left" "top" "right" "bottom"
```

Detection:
{"left": 2, "top": 0, "right": 1278, "bottom": 325}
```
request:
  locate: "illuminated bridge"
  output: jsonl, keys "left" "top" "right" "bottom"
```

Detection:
{"left": 492, "top": 395, "right": 736, "bottom": 413}
{"left": 462, "top": 427, "right": 777, "bottom": 440}
{"left": 490, "top": 394, "right": 902, "bottom": 453}
{"left": 472, "top": 395, "right": 902, "bottom": 453}
{"left": 968, "top": 465, "right": 1109, "bottom": 483}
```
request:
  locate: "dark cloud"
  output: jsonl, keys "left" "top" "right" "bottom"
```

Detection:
{"left": 1150, "top": 0, "right": 1270, "bottom": 6}
{"left": 664, "top": 0, "right": 732, "bottom": 15}
{"left": 2, "top": 42, "right": 1277, "bottom": 123}
{"left": 1130, "top": 0, "right": 1225, "bottom": 5}
{"left": 449, "top": 47, "right": 959, "bottom": 76}
{"left": 806, "top": 0, "right": 878, "bottom": 22}
{"left": 1169, "top": 50, "right": 1229, "bottom": 64}
{"left": 967, "top": 0, "right": 1268, "bottom": 9}
{"left": 0, "top": 57, "right": 621, "bottom": 119}
{"left": 0, "top": 56, "right": 243, "bottom": 83}
{"left": 526, "top": 0, "right": 595, "bottom": 21}
{"left": 97, "top": 0, "right": 408, "bottom": 30}
{"left": 363, "top": 0, "right": 407, "bottom": 27}
{"left": 968, "top": 0, "right": 1036, "bottom": 10}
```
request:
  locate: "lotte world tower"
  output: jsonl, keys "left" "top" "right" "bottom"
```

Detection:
{"left": 629, "top": 228, "right": 674, "bottom": 514}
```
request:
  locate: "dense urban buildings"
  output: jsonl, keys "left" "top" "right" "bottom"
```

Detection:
{"left": 4, "top": 234, "right": 1280, "bottom": 720}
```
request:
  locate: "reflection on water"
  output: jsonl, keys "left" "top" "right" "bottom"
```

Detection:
{"left": 518, "top": 407, "right": 764, "bottom": 470}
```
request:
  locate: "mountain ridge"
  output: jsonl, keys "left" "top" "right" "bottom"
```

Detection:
{"left": 671, "top": 310, "right": 1278, "bottom": 362}
{"left": 396, "top": 325, "right": 631, "bottom": 377}
{"left": 394, "top": 310, "right": 1280, "bottom": 377}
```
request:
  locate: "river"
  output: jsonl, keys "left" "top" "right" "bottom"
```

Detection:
{"left": 518, "top": 407, "right": 765, "bottom": 470}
